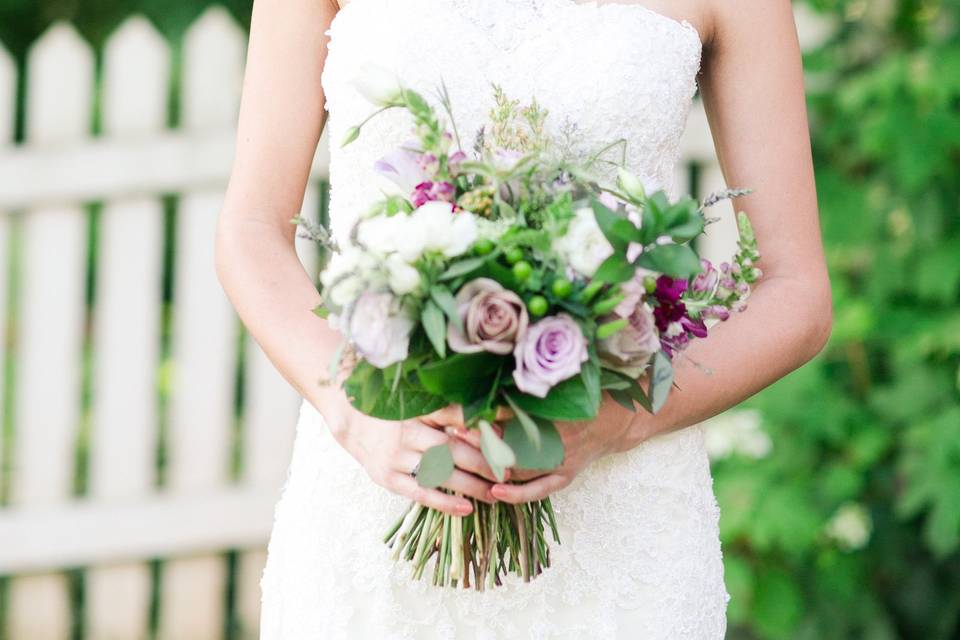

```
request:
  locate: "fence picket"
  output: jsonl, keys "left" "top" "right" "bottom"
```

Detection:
{"left": 0, "top": 42, "right": 14, "bottom": 508}
{"left": 8, "top": 22, "right": 92, "bottom": 640}
{"left": 160, "top": 8, "right": 246, "bottom": 638}
{"left": 85, "top": 16, "right": 170, "bottom": 640}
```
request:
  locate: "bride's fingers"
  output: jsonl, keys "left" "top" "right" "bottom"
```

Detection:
{"left": 392, "top": 474, "right": 473, "bottom": 516}
{"left": 490, "top": 474, "right": 569, "bottom": 504}
{"left": 401, "top": 419, "right": 450, "bottom": 451}
{"left": 442, "top": 469, "right": 495, "bottom": 504}
{"left": 419, "top": 405, "right": 464, "bottom": 429}
{"left": 445, "top": 426, "right": 482, "bottom": 449}
{"left": 447, "top": 438, "right": 505, "bottom": 483}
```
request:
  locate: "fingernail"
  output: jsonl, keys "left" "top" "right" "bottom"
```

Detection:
{"left": 458, "top": 503, "right": 473, "bottom": 515}
{"left": 503, "top": 469, "right": 511, "bottom": 481}
{"left": 490, "top": 486, "right": 507, "bottom": 499}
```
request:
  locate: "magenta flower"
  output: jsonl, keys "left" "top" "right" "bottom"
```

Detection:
{"left": 513, "top": 314, "right": 588, "bottom": 398}
{"left": 412, "top": 181, "right": 456, "bottom": 207}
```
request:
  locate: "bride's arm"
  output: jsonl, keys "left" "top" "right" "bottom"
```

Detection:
{"left": 216, "top": 0, "right": 336, "bottom": 410}
{"left": 216, "top": 0, "right": 496, "bottom": 514}
{"left": 490, "top": 0, "right": 831, "bottom": 502}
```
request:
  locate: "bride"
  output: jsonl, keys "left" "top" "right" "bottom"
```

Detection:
{"left": 216, "top": 0, "right": 830, "bottom": 637}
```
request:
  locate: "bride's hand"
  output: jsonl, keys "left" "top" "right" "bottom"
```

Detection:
{"left": 323, "top": 399, "right": 502, "bottom": 516}
{"left": 448, "top": 395, "right": 646, "bottom": 504}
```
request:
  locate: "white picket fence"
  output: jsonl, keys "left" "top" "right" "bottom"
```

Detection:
{"left": 0, "top": 5, "right": 831, "bottom": 639}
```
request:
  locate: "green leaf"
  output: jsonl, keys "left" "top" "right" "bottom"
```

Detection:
{"left": 421, "top": 300, "right": 446, "bottom": 358}
{"left": 343, "top": 361, "right": 447, "bottom": 420}
{"left": 503, "top": 416, "right": 564, "bottom": 471}
{"left": 430, "top": 285, "right": 463, "bottom": 332}
{"left": 479, "top": 420, "right": 516, "bottom": 481}
{"left": 440, "top": 256, "right": 489, "bottom": 281}
{"left": 593, "top": 253, "right": 637, "bottom": 284}
{"left": 591, "top": 199, "right": 638, "bottom": 249}
{"left": 581, "top": 360, "right": 602, "bottom": 414}
{"left": 608, "top": 388, "right": 636, "bottom": 411}
{"left": 600, "top": 368, "right": 633, "bottom": 390}
{"left": 509, "top": 373, "right": 600, "bottom": 421}
{"left": 503, "top": 394, "right": 541, "bottom": 449}
{"left": 648, "top": 351, "right": 674, "bottom": 413}
{"left": 418, "top": 352, "right": 505, "bottom": 404}
{"left": 312, "top": 304, "right": 329, "bottom": 319}
{"left": 636, "top": 244, "right": 703, "bottom": 279}
{"left": 416, "top": 444, "right": 455, "bottom": 488}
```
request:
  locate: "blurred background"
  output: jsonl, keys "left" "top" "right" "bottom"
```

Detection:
{"left": 0, "top": 0, "right": 957, "bottom": 639}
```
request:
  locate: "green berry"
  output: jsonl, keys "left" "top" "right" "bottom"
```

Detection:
{"left": 643, "top": 276, "right": 658, "bottom": 294}
{"left": 528, "top": 295, "right": 549, "bottom": 317}
{"left": 506, "top": 247, "right": 525, "bottom": 265}
{"left": 551, "top": 278, "right": 573, "bottom": 299}
{"left": 512, "top": 260, "right": 533, "bottom": 282}
{"left": 473, "top": 239, "right": 495, "bottom": 256}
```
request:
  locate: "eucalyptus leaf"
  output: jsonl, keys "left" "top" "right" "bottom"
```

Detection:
{"left": 421, "top": 300, "right": 447, "bottom": 358}
{"left": 416, "top": 444, "right": 455, "bottom": 488}
{"left": 479, "top": 420, "right": 516, "bottom": 481}
{"left": 608, "top": 388, "right": 637, "bottom": 412}
{"left": 504, "top": 394, "right": 541, "bottom": 449}
{"left": 649, "top": 351, "right": 674, "bottom": 413}
{"left": 430, "top": 286, "right": 462, "bottom": 332}
{"left": 600, "top": 368, "right": 633, "bottom": 390}
{"left": 503, "top": 416, "right": 564, "bottom": 471}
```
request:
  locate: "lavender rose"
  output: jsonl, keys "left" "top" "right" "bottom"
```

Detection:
{"left": 513, "top": 313, "right": 588, "bottom": 398}
{"left": 448, "top": 278, "right": 528, "bottom": 355}
{"left": 597, "top": 303, "right": 661, "bottom": 377}
{"left": 347, "top": 291, "right": 415, "bottom": 368}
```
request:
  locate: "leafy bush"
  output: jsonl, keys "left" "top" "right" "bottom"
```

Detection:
{"left": 716, "top": 1, "right": 960, "bottom": 637}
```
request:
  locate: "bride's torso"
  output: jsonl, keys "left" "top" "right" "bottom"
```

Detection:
{"left": 320, "top": 0, "right": 703, "bottom": 240}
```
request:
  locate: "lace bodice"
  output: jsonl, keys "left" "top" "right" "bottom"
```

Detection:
{"left": 321, "top": 0, "right": 702, "bottom": 241}
{"left": 261, "top": 3, "right": 727, "bottom": 638}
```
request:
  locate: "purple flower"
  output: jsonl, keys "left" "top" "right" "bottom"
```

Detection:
{"left": 513, "top": 314, "right": 588, "bottom": 398}
{"left": 448, "top": 278, "right": 529, "bottom": 355}
{"left": 691, "top": 259, "right": 718, "bottom": 295}
{"left": 374, "top": 146, "right": 430, "bottom": 194}
{"left": 448, "top": 150, "right": 467, "bottom": 174}
{"left": 598, "top": 303, "right": 661, "bottom": 377}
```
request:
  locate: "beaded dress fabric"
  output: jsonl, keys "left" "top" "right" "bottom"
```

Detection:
{"left": 260, "top": 1, "right": 728, "bottom": 638}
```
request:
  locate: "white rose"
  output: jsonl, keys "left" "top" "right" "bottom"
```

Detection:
{"left": 348, "top": 292, "right": 415, "bottom": 368}
{"left": 356, "top": 214, "right": 407, "bottom": 256}
{"left": 554, "top": 207, "right": 614, "bottom": 278}
{"left": 351, "top": 62, "right": 402, "bottom": 106}
{"left": 398, "top": 201, "right": 478, "bottom": 261}
{"left": 321, "top": 246, "right": 382, "bottom": 307}
{"left": 385, "top": 254, "right": 421, "bottom": 295}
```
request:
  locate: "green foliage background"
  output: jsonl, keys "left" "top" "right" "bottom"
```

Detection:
{"left": 1, "top": 0, "right": 959, "bottom": 638}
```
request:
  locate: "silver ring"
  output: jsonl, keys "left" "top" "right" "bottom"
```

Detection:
{"left": 410, "top": 462, "right": 420, "bottom": 478}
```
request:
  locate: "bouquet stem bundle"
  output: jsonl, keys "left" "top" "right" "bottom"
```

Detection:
{"left": 385, "top": 497, "right": 559, "bottom": 590}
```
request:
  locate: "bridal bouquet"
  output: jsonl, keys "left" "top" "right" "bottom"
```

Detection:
{"left": 300, "top": 70, "right": 761, "bottom": 590}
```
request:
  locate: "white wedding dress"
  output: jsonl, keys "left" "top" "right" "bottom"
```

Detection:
{"left": 260, "top": 1, "right": 728, "bottom": 638}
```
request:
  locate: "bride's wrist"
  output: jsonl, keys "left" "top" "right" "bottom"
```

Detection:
{"left": 308, "top": 385, "right": 354, "bottom": 443}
